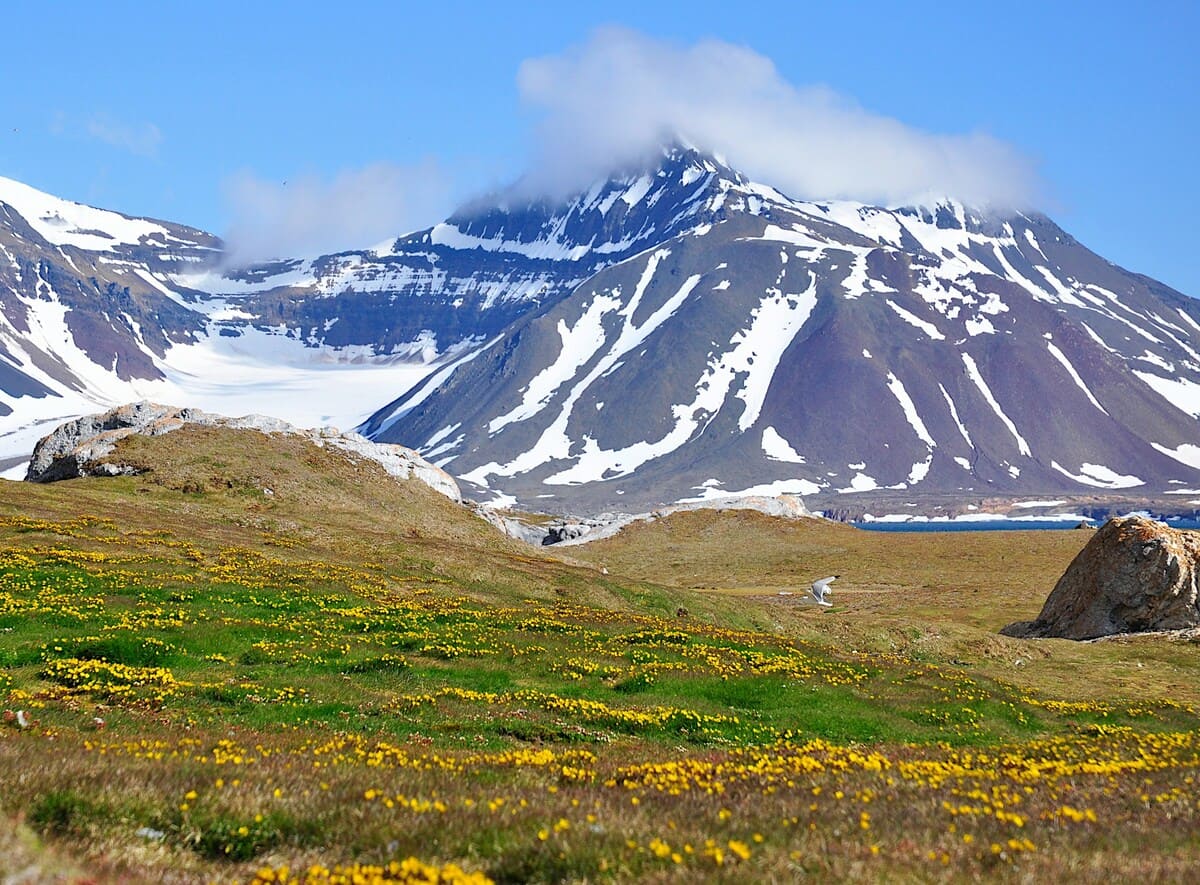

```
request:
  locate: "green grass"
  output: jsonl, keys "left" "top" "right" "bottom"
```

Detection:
{"left": 0, "top": 426, "right": 1198, "bottom": 882}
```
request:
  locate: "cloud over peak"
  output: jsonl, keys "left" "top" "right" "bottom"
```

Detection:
{"left": 518, "top": 28, "right": 1039, "bottom": 208}
{"left": 221, "top": 160, "right": 455, "bottom": 266}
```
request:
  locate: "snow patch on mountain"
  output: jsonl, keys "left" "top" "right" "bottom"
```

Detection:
{"left": 1152, "top": 442, "right": 1200, "bottom": 470}
{"left": 886, "top": 301, "right": 945, "bottom": 341}
{"left": 681, "top": 477, "right": 822, "bottom": 501}
{"left": 0, "top": 176, "right": 193, "bottom": 252}
{"left": 1050, "top": 461, "right": 1143, "bottom": 489}
{"left": 885, "top": 372, "right": 936, "bottom": 448}
{"left": 840, "top": 473, "right": 880, "bottom": 493}
{"left": 488, "top": 294, "right": 619, "bottom": 434}
{"left": 1135, "top": 371, "right": 1200, "bottom": 418}
{"left": 733, "top": 278, "right": 819, "bottom": 430}
{"left": 462, "top": 250, "right": 692, "bottom": 486}
{"left": 961, "top": 353, "right": 1031, "bottom": 456}
{"left": 761, "top": 426, "right": 805, "bottom": 463}
{"left": 939, "top": 384, "right": 974, "bottom": 449}
{"left": 1046, "top": 340, "right": 1108, "bottom": 415}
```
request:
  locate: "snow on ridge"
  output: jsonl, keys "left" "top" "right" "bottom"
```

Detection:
{"left": 810, "top": 202, "right": 904, "bottom": 247}
{"left": 430, "top": 223, "right": 593, "bottom": 262}
{"left": 961, "top": 353, "right": 1031, "bottom": 456}
{"left": 0, "top": 175, "right": 174, "bottom": 251}
{"left": 755, "top": 223, "right": 828, "bottom": 250}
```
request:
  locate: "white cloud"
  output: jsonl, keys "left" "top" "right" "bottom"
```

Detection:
{"left": 86, "top": 114, "right": 162, "bottom": 158}
{"left": 220, "top": 160, "right": 455, "bottom": 266}
{"left": 517, "top": 28, "right": 1039, "bottom": 208}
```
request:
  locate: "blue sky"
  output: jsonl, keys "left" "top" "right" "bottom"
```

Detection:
{"left": 1, "top": 1, "right": 1197, "bottom": 293}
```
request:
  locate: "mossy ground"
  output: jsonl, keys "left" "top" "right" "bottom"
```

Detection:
{"left": 1, "top": 428, "right": 1198, "bottom": 882}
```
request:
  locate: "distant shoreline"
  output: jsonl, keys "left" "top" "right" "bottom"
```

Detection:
{"left": 854, "top": 517, "right": 1200, "bottom": 533}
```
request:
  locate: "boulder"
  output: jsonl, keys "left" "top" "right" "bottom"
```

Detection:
{"left": 24, "top": 401, "right": 461, "bottom": 501}
{"left": 1001, "top": 515, "right": 1200, "bottom": 640}
{"left": 542, "top": 521, "right": 598, "bottom": 546}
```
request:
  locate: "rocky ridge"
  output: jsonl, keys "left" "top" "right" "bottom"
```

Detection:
{"left": 24, "top": 401, "right": 461, "bottom": 501}
{"left": 483, "top": 493, "right": 812, "bottom": 547}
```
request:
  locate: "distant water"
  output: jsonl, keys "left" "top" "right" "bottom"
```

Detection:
{"left": 854, "top": 517, "right": 1200, "bottom": 533}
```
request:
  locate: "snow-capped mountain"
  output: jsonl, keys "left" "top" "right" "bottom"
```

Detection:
{"left": 4, "top": 147, "right": 1200, "bottom": 516}
{"left": 0, "top": 150, "right": 756, "bottom": 473}
{"left": 363, "top": 148, "right": 1200, "bottom": 513}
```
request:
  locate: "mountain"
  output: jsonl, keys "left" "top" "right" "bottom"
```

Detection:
{"left": 362, "top": 147, "right": 1200, "bottom": 515}
{"left": 0, "top": 151, "right": 752, "bottom": 473}
{"left": 4, "top": 148, "right": 1200, "bottom": 517}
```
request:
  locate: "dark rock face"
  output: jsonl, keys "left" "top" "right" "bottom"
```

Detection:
{"left": 1001, "top": 516, "right": 1200, "bottom": 639}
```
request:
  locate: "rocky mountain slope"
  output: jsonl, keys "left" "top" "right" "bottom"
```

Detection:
{"left": 4, "top": 148, "right": 1200, "bottom": 515}
{"left": 368, "top": 149, "right": 1200, "bottom": 513}
{"left": 0, "top": 151, "right": 753, "bottom": 473}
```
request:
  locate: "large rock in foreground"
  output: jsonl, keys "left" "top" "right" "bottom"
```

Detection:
{"left": 1002, "top": 515, "right": 1200, "bottom": 640}
{"left": 25, "top": 401, "right": 461, "bottom": 501}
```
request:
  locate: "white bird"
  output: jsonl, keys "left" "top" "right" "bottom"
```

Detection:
{"left": 15, "top": 709, "right": 30, "bottom": 729}
{"left": 809, "top": 575, "right": 839, "bottom": 606}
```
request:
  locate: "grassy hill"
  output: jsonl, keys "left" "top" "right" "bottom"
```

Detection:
{"left": 1, "top": 427, "right": 1199, "bottom": 882}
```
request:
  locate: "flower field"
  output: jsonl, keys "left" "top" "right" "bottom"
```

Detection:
{"left": 2, "top": 430, "right": 1199, "bottom": 882}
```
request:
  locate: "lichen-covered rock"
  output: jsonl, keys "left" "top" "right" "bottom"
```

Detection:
{"left": 1001, "top": 515, "right": 1200, "bottom": 640}
{"left": 24, "top": 401, "right": 461, "bottom": 501}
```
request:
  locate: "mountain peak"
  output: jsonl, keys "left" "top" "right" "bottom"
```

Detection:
{"left": 433, "top": 140, "right": 759, "bottom": 266}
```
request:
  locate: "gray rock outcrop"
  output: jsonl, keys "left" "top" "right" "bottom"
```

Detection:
{"left": 24, "top": 401, "right": 461, "bottom": 501}
{"left": 1001, "top": 515, "right": 1200, "bottom": 640}
{"left": 538, "top": 494, "right": 814, "bottom": 546}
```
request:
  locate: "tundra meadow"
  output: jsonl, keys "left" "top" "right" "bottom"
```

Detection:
{"left": 2, "top": 428, "right": 1199, "bottom": 882}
